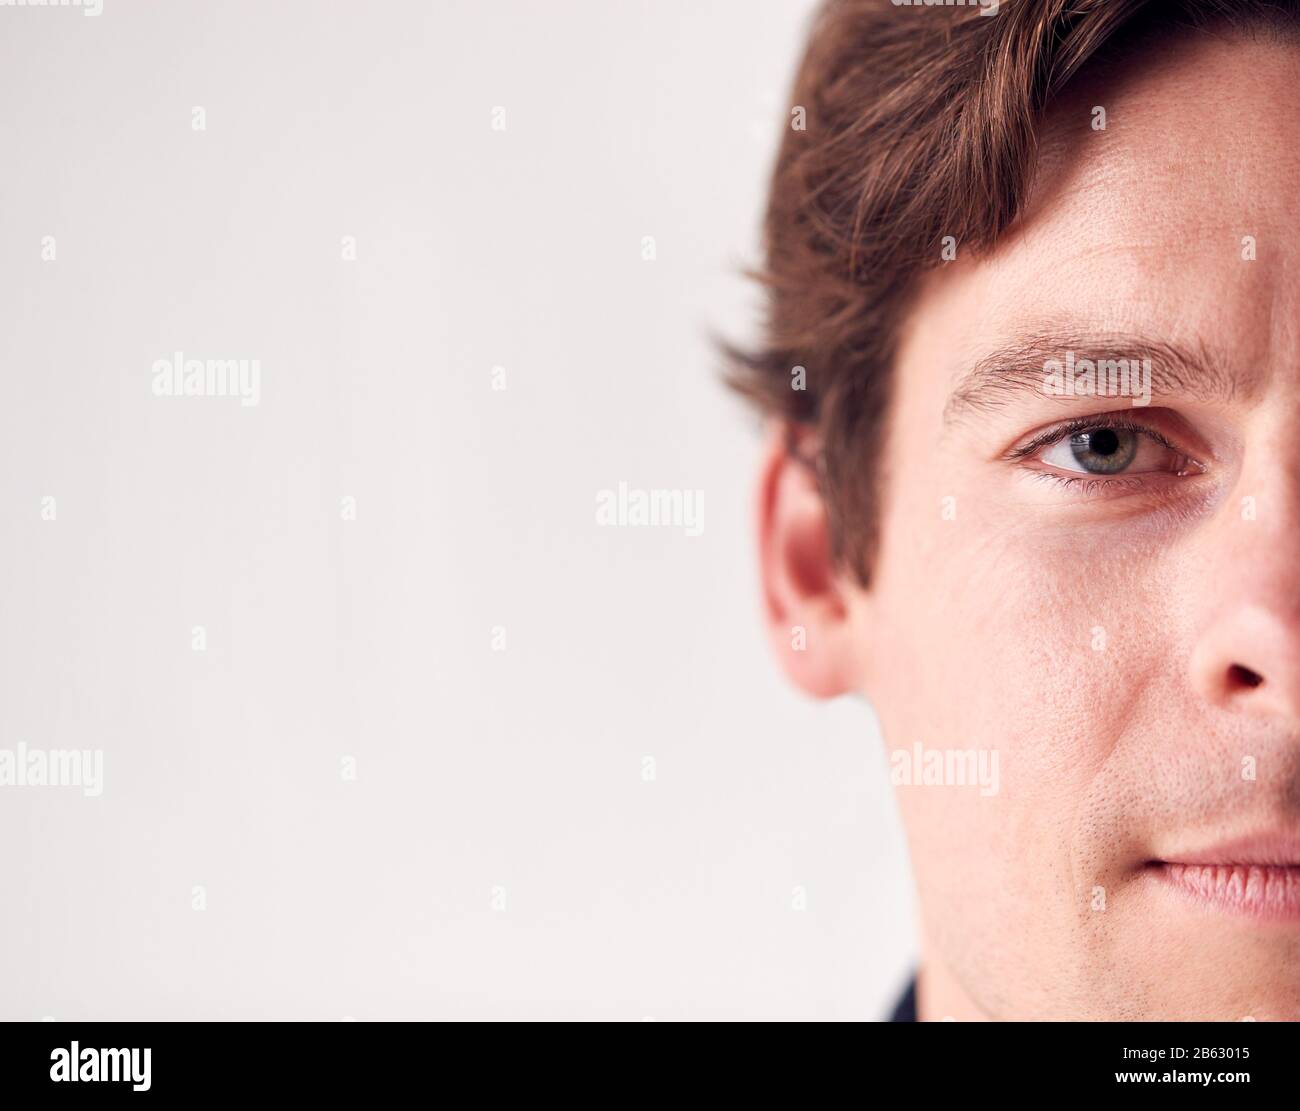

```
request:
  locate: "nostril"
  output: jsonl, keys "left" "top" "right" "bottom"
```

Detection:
{"left": 1228, "top": 664, "right": 1264, "bottom": 690}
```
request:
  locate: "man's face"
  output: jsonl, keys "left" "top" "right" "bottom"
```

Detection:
{"left": 853, "top": 32, "right": 1300, "bottom": 1019}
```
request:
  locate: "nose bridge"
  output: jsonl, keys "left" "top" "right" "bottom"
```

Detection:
{"left": 1225, "top": 402, "right": 1300, "bottom": 595}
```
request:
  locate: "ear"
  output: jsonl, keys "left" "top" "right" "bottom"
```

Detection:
{"left": 756, "top": 424, "right": 863, "bottom": 698}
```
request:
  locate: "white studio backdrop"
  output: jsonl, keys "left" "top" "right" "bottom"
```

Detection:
{"left": 0, "top": 0, "right": 913, "bottom": 1020}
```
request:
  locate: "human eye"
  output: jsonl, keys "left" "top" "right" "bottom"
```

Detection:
{"left": 1005, "top": 411, "right": 1206, "bottom": 491}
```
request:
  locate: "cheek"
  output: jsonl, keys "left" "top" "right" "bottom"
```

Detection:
{"left": 864, "top": 447, "right": 1181, "bottom": 765}
{"left": 860, "top": 476, "right": 1184, "bottom": 897}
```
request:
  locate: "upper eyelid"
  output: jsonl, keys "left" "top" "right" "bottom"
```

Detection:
{"left": 1003, "top": 414, "right": 1176, "bottom": 461}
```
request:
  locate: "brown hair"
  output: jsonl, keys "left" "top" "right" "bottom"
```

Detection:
{"left": 728, "top": 0, "right": 1297, "bottom": 585}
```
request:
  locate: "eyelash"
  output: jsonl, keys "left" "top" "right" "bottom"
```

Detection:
{"left": 1004, "top": 413, "right": 1200, "bottom": 491}
{"left": 1027, "top": 472, "right": 1143, "bottom": 495}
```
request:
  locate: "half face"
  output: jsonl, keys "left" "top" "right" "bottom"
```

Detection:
{"left": 848, "top": 31, "right": 1300, "bottom": 1019}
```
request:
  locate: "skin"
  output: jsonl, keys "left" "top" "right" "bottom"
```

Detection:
{"left": 758, "top": 30, "right": 1300, "bottom": 1019}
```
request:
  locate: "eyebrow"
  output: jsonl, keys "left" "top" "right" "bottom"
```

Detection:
{"left": 942, "top": 331, "right": 1241, "bottom": 427}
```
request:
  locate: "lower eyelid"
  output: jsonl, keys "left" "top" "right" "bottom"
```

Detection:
{"left": 1020, "top": 458, "right": 1208, "bottom": 504}
{"left": 1019, "top": 470, "right": 1200, "bottom": 506}
{"left": 1029, "top": 471, "right": 1146, "bottom": 492}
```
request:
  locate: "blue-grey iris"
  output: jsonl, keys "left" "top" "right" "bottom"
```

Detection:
{"left": 1068, "top": 428, "right": 1137, "bottom": 474}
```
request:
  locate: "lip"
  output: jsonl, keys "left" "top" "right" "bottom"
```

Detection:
{"left": 1148, "top": 832, "right": 1300, "bottom": 921}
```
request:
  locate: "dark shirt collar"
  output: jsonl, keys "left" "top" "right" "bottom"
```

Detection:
{"left": 888, "top": 976, "right": 917, "bottom": 1021}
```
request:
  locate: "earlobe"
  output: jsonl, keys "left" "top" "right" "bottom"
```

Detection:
{"left": 756, "top": 424, "right": 863, "bottom": 699}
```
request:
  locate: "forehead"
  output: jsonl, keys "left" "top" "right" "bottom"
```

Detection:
{"left": 899, "top": 31, "right": 1300, "bottom": 399}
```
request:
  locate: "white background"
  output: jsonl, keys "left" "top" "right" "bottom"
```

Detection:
{"left": 0, "top": 0, "right": 913, "bottom": 1020}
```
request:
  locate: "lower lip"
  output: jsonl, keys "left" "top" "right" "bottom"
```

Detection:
{"left": 1151, "top": 862, "right": 1300, "bottom": 920}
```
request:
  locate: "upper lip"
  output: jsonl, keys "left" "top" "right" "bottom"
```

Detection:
{"left": 1154, "top": 831, "right": 1300, "bottom": 868}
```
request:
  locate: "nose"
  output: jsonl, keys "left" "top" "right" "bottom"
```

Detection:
{"left": 1188, "top": 461, "right": 1300, "bottom": 720}
{"left": 1190, "top": 602, "right": 1300, "bottom": 720}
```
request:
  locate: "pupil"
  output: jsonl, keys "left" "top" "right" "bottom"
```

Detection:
{"left": 1089, "top": 428, "right": 1120, "bottom": 456}
{"left": 1067, "top": 427, "right": 1136, "bottom": 474}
